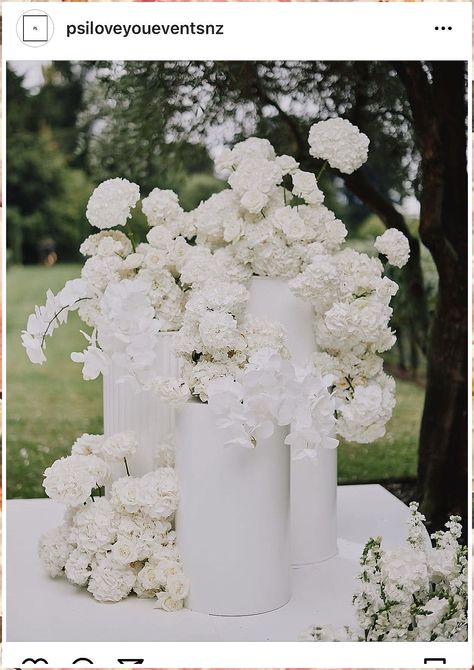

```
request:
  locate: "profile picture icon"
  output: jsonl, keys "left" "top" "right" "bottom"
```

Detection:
{"left": 16, "top": 9, "right": 54, "bottom": 47}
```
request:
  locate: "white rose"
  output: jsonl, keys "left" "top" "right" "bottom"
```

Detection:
{"left": 137, "top": 561, "right": 165, "bottom": 591}
{"left": 240, "top": 189, "right": 269, "bottom": 214}
{"left": 155, "top": 591, "right": 184, "bottom": 612}
{"left": 111, "top": 537, "right": 139, "bottom": 565}
{"left": 166, "top": 574, "right": 190, "bottom": 600}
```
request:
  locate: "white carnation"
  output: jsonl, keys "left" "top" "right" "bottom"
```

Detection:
{"left": 88, "top": 555, "right": 136, "bottom": 602}
{"left": 38, "top": 525, "right": 73, "bottom": 578}
{"left": 102, "top": 431, "right": 138, "bottom": 461}
{"left": 43, "top": 454, "right": 109, "bottom": 506}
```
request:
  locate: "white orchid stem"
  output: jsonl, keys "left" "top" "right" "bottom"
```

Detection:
{"left": 40, "top": 297, "right": 91, "bottom": 348}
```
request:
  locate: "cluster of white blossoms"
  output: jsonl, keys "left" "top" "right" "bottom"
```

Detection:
{"left": 290, "top": 241, "right": 408, "bottom": 442}
{"left": 308, "top": 118, "right": 370, "bottom": 174}
{"left": 207, "top": 348, "right": 338, "bottom": 459}
{"left": 175, "top": 281, "right": 289, "bottom": 401}
{"left": 39, "top": 431, "right": 188, "bottom": 608}
{"left": 301, "top": 503, "right": 467, "bottom": 642}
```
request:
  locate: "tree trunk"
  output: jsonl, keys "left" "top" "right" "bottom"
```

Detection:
{"left": 396, "top": 62, "right": 468, "bottom": 534}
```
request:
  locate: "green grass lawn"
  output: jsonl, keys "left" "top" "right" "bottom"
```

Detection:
{"left": 7, "top": 264, "right": 423, "bottom": 498}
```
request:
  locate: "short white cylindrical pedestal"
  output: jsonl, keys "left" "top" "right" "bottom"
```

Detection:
{"left": 247, "top": 276, "right": 337, "bottom": 565}
{"left": 247, "top": 276, "right": 315, "bottom": 365}
{"left": 292, "top": 447, "right": 338, "bottom": 564}
{"left": 103, "top": 332, "right": 179, "bottom": 477}
{"left": 175, "top": 400, "right": 290, "bottom": 616}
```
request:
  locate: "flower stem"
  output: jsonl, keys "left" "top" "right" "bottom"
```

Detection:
{"left": 316, "top": 160, "right": 329, "bottom": 181}
{"left": 124, "top": 457, "right": 130, "bottom": 476}
{"left": 41, "top": 297, "right": 91, "bottom": 348}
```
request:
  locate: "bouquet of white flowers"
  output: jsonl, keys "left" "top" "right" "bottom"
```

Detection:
{"left": 301, "top": 503, "right": 468, "bottom": 642}
{"left": 38, "top": 430, "right": 188, "bottom": 608}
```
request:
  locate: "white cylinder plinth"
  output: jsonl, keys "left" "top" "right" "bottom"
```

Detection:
{"left": 247, "top": 276, "right": 337, "bottom": 565}
{"left": 291, "top": 448, "right": 338, "bottom": 564}
{"left": 247, "top": 276, "right": 315, "bottom": 366}
{"left": 103, "top": 332, "right": 179, "bottom": 477}
{"left": 175, "top": 400, "right": 290, "bottom": 616}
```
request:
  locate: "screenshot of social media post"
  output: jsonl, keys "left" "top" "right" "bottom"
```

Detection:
{"left": 1, "top": 1, "right": 472, "bottom": 668}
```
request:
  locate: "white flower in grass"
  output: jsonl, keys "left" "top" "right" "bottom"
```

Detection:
{"left": 155, "top": 591, "right": 184, "bottom": 612}
{"left": 38, "top": 525, "right": 73, "bottom": 578}
{"left": 86, "top": 178, "right": 140, "bottom": 230}
{"left": 102, "top": 431, "right": 138, "bottom": 461}
{"left": 375, "top": 229, "right": 410, "bottom": 268}
{"left": 87, "top": 555, "right": 136, "bottom": 603}
{"left": 43, "top": 454, "right": 109, "bottom": 506}
{"left": 308, "top": 118, "right": 369, "bottom": 174}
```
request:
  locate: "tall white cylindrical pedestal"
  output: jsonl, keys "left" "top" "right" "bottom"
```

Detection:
{"left": 247, "top": 276, "right": 315, "bottom": 365}
{"left": 175, "top": 400, "right": 290, "bottom": 616}
{"left": 103, "top": 332, "right": 179, "bottom": 478}
{"left": 247, "top": 276, "right": 338, "bottom": 565}
{"left": 291, "top": 447, "right": 338, "bottom": 564}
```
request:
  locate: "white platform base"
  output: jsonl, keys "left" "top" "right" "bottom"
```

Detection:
{"left": 6, "top": 485, "right": 421, "bottom": 642}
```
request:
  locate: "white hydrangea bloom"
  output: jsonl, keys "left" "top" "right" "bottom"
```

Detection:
{"left": 87, "top": 555, "right": 137, "bottom": 603}
{"left": 38, "top": 525, "right": 74, "bottom": 578}
{"left": 142, "top": 188, "right": 183, "bottom": 229}
{"left": 43, "top": 454, "right": 109, "bottom": 506}
{"left": 375, "top": 228, "right": 410, "bottom": 268}
{"left": 308, "top": 118, "right": 369, "bottom": 174}
{"left": 86, "top": 178, "right": 140, "bottom": 229}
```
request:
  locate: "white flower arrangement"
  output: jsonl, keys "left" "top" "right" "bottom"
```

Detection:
{"left": 38, "top": 430, "right": 187, "bottom": 608}
{"left": 301, "top": 503, "right": 467, "bottom": 642}
{"left": 23, "top": 116, "right": 417, "bottom": 614}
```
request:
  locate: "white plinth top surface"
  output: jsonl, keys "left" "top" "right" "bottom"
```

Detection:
{"left": 7, "top": 484, "right": 416, "bottom": 642}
